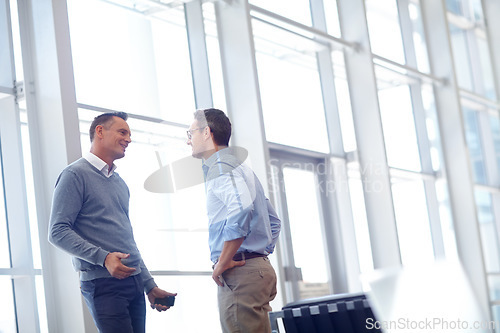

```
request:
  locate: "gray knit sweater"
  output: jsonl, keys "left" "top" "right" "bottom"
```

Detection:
{"left": 48, "top": 158, "right": 156, "bottom": 293}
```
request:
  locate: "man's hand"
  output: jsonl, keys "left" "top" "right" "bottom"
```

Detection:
{"left": 212, "top": 259, "right": 246, "bottom": 286}
{"left": 147, "top": 287, "right": 177, "bottom": 312}
{"left": 104, "top": 252, "right": 136, "bottom": 279}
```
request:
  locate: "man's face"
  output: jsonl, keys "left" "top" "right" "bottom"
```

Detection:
{"left": 187, "top": 120, "right": 206, "bottom": 159}
{"left": 100, "top": 116, "right": 132, "bottom": 161}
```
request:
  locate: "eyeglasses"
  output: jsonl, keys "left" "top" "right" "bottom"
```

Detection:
{"left": 186, "top": 127, "right": 205, "bottom": 140}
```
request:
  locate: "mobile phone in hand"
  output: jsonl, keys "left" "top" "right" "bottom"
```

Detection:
{"left": 155, "top": 295, "right": 175, "bottom": 307}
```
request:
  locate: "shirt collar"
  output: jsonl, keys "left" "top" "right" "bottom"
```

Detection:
{"left": 202, "top": 147, "right": 231, "bottom": 169}
{"left": 84, "top": 152, "right": 117, "bottom": 177}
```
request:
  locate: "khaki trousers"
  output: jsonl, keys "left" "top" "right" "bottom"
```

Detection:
{"left": 218, "top": 256, "right": 277, "bottom": 333}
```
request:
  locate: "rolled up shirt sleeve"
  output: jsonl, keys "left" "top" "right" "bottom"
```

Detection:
{"left": 265, "top": 199, "right": 281, "bottom": 254}
{"left": 212, "top": 170, "right": 254, "bottom": 242}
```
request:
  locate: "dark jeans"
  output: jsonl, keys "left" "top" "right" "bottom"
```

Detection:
{"left": 81, "top": 275, "right": 146, "bottom": 333}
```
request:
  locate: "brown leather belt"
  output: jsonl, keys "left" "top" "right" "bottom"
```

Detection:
{"left": 232, "top": 252, "right": 267, "bottom": 261}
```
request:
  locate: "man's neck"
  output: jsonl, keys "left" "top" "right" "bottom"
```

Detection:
{"left": 202, "top": 145, "right": 228, "bottom": 160}
{"left": 90, "top": 148, "right": 113, "bottom": 169}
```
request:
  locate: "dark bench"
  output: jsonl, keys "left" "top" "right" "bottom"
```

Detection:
{"left": 269, "top": 292, "right": 381, "bottom": 333}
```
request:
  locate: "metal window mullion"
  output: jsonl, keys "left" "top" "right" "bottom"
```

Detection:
{"left": 371, "top": 53, "right": 445, "bottom": 86}
{"left": 248, "top": 3, "right": 357, "bottom": 51}
{"left": 0, "top": 96, "right": 40, "bottom": 332}
{"left": 315, "top": 49, "right": 345, "bottom": 156}
{"left": 490, "top": 193, "right": 500, "bottom": 278}
{"left": 315, "top": 159, "right": 346, "bottom": 294}
{"left": 409, "top": 83, "right": 434, "bottom": 172}
{"left": 310, "top": 0, "right": 359, "bottom": 293}
{"left": 310, "top": 0, "right": 345, "bottom": 156}
{"left": 460, "top": 88, "right": 500, "bottom": 110}
{"left": 337, "top": 0, "right": 401, "bottom": 269}
{"left": 396, "top": 0, "right": 418, "bottom": 68}
{"left": 214, "top": 0, "right": 285, "bottom": 307}
{"left": 399, "top": 11, "right": 444, "bottom": 261}
{"left": 397, "top": 0, "right": 434, "bottom": 173}
{"left": 411, "top": 84, "right": 449, "bottom": 258}
{"left": 421, "top": 0, "right": 490, "bottom": 318}
{"left": 476, "top": 183, "right": 500, "bottom": 194}
{"left": 1, "top": 1, "right": 40, "bottom": 331}
{"left": 0, "top": 268, "right": 42, "bottom": 276}
{"left": 482, "top": 0, "right": 500, "bottom": 100}
{"left": 0, "top": 86, "right": 15, "bottom": 97}
{"left": 16, "top": 0, "right": 89, "bottom": 331}
{"left": 214, "top": 0, "right": 270, "bottom": 185}
{"left": 423, "top": 178, "right": 446, "bottom": 259}
{"left": 185, "top": 0, "right": 213, "bottom": 108}
{"left": 268, "top": 163, "right": 288, "bottom": 308}
{"left": 465, "top": 25, "right": 486, "bottom": 96}
{"left": 328, "top": 158, "right": 363, "bottom": 292}
{"left": 273, "top": 160, "right": 300, "bottom": 303}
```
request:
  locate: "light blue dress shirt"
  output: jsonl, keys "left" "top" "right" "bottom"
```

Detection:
{"left": 203, "top": 147, "right": 281, "bottom": 263}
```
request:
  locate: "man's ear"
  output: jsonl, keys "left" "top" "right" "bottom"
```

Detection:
{"left": 203, "top": 126, "right": 211, "bottom": 141}
{"left": 95, "top": 125, "right": 104, "bottom": 139}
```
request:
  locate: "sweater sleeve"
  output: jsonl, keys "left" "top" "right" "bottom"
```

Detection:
{"left": 139, "top": 259, "right": 157, "bottom": 293}
{"left": 48, "top": 169, "right": 109, "bottom": 266}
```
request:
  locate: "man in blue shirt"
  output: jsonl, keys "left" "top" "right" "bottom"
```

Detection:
{"left": 49, "top": 112, "right": 176, "bottom": 333}
{"left": 187, "top": 108, "right": 281, "bottom": 332}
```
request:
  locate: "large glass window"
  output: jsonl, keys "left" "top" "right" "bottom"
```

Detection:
{"left": 283, "top": 167, "right": 330, "bottom": 299}
{"left": 7, "top": 0, "right": 500, "bottom": 329}
{"left": 20, "top": 109, "right": 42, "bottom": 269}
{"left": 449, "top": 23, "right": 474, "bottom": 91}
{"left": 463, "top": 108, "right": 487, "bottom": 184}
{"left": 475, "top": 191, "right": 500, "bottom": 273}
{"left": 347, "top": 164, "right": 374, "bottom": 274}
{"left": 253, "top": 19, "right": 330, "bottom": 153}
{"left": 69, "top": 0, "right": 222, "bottom": 330}
{"left": 377, "top": 80, "right": 421, "bottom": 171}
{"left": 323, "top": 0, "right": 341, "bottom": 37}
{"left": 435, "top": 179, "right": 458, "bottom": 260}
{"left": 456, "top": 29, "right": 500, "bottom": 321}
{"left": 446, "top": 0, "right": 464, "bottom": 16}
{"left": 202, "top": 3, "right": 227, "bottom": 111}
{"left": 78, "top": 107, "right": 219, "bottom": 331}
{"left": 447, "top": 0, "right": 497, "bottom": 99}
{"left": 476, "top": 38, "right": 496, "bottom": 100}
{"left": 421, "top": 84, "right": 442, "bottom": 172}
{"left": 0, "top": 276, "right": 16, "bottom": 333}
{"left": 79, "top": 109, "right": 210, "bottom": 271}
{"left": 365, "top": 0, "right": 405, "bottom": 63}
{"left": 68, "top": 0, "right": 195, "bottom": 124}
{"left": 407, "top": 1, "right": 430, "bottom": 73}
{"left": 490, "top": 115, "right": 500, "bottom": 177}
{"left": 392, "top": 178, "right": 434, "bottom": 266}
{"left": 1, "top": 0, "right": 46, "bottom": 331}
{"left": 446, "top": 1, "right": 500, "bottom": 320}
{"left": 35, "top": 276, "right": 48, "bottom": 333}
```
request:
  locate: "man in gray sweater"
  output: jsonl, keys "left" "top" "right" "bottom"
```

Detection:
{"left": 49, "top": 112, "right": 175, "bottom": 333}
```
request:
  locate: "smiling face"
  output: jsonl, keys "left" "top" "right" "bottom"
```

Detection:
{"left": 93, "top": 116, "right": 132, "bottom": 165}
